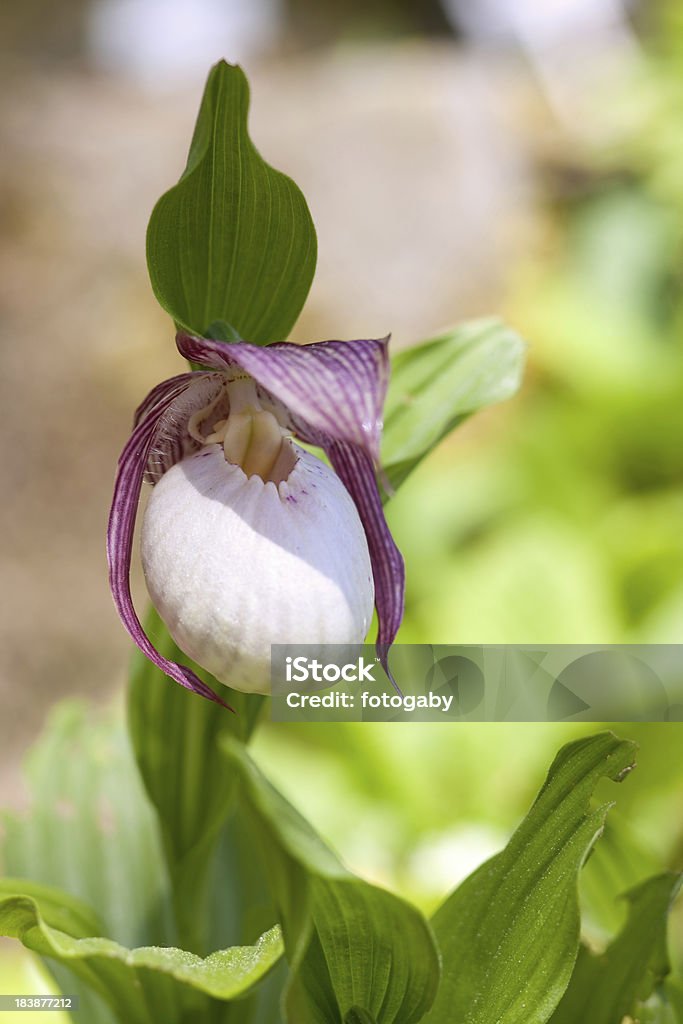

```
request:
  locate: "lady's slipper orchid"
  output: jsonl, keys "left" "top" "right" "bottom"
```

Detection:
{"left": 107, "top": 331, "right": 404, "bottom": 704}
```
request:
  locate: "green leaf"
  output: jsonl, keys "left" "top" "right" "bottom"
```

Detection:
{"left": 128, "top": 606, "right": 264, "bottom": 953}
{"left": 549, "top": 872, "right": 682, "bottom": 1024}
{"left": 0, "top": 880, "right": 283, "bottom": 1024}
{"left": 0, "top": 878, "right": 104, "bottom": 938}
{"left": 201, "top": 794, "right": 290, "bottom": 1019}
{"left": 382, "top": 318, "right": 526, "bottom": 491}
{"left": 204, "top": 807, "right": 279, "bottom": 949}
{"left": 200, "top": 804, "right": 287, "bottom": 1022}
{"left": 223, "top": 738, "right": 440, "bottom": 1024}
{"left": 1, "top": 702, "right": 173, "bottom": 949}
{"left": 422, "top": 732, "right": 637, "bottom": 1024}
{"left": 346, "top": 1009, "right": 379, "bottom": 1024}
{"left": 1, "top": 702, "right": 174, "bottom": 1023}
{"left": 147, "top": 60, "right": 317, "bottom": 342}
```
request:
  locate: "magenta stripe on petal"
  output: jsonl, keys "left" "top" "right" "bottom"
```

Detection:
{"left": 326, "top": 439, "right": 405, "bottom": 673}
{"left": 143, "top": 373, "right": 226, "bottom": 485}
{"left": 176, "top": 332, "right": 390, "bottom": 463}
{"left": 175, "top": 330, "right": 404, "bottom": 661}
{"left": 107, "top": 374, "right": 233, "bottom": 708}
{"left": 132, "top": 371, "right": 206, "bottom": 428}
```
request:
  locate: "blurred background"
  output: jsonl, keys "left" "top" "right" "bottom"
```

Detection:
{"left": 2, "top": 0, "right": 683, "bottom": 1008}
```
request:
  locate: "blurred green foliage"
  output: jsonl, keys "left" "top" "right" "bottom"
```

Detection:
{"left": 384, "top": 3, "right": 683, "bottom": 650}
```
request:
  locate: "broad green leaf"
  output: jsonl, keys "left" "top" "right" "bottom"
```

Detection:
{"left": 549, "top": 872, "right": 682, "bottom": 1024}
{"left": 423, "top": 732, "right": 637, "bottom": 1024}
{"left": 0, "top": 880, "right": 282, "bottom": 1024}
{"left": 128, "top": 606, "right": 264, "bottom": 952}
{"left": 205, "top": 807, "right": 279, "bottom": 951}
{"left": 1, "top": 702, "right": 174, "bottom": 1023}
{"left": 382, "top": 318, "right": 525, "bottom": 491}
{"left": 223, "top": 738, "right": 440, "bottom": 1024}
{"left": 215, "top": 960, "right": 287, "bottom": 1024}
{"left": 201, "top": 807, "right": 287, "bottom": 1022}
{"left": 0, "top": 878, "right": 104, "bottom": 938}
{"left": 147, "top": 60, "right": 317, "bottom": 342}
{"left": 346, "top": 1010, "right": 378, "bottom": 1024}
{"left": 1, "top": 702, "right": 172, "bottom": 948}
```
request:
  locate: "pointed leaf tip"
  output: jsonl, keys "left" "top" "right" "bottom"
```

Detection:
{"left": 147, "top": 62, "right": 317, "bottom": 342}
{"left": 424, "top": 732, "right": 637, "bottom": 1024}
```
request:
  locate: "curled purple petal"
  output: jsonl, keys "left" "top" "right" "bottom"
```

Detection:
{"left": 142, "top": 372, "right": 226, "bottom": 484}
{"left": 107, "top": 374, "right": 233, "bottom": 708}
{"left": 176, "top": 332, "right": 390, "bottom": 462}
{"left": 326, "top": 439, "right": 405, "bottom": 679}
{"left": 133, "top": 371, "right": 205, "bottom": 428}
{"left": 175, "top": 331, "right": 404, "bottom": 660}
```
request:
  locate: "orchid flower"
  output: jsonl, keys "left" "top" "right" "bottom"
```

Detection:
{"left": 107, "top": 330, "right": 404, "bottom": 705}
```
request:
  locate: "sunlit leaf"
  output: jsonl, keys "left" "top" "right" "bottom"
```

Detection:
{"left": 0, "top": 880, "right": 282, "bottom": 1024}
{"left": 423, "top": 732, "right": 637, "bottom": 1024}
{"left": 1, "top": 703, "right": 171, "bottom": 947}
{"left": 147, "top": 60, "right": 317, "bottom": 342}
{"left": 202, "top": 806, "right": 287, "bottom": 1023}
{"left": 223, "top": 738, "right": 440, "bottom": 1024}
{"left": 382, "top": 318, "right": 525, "bottom": 491}
{"left": 1, "top": 702, "right": 174, "bottom": 1023}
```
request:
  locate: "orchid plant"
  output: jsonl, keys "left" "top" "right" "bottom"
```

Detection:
{"left": 1, "top": 61, "right": 681, "bottom": 1024}
{"left": 108, "top": 330, "right": 401, "bottom": 702}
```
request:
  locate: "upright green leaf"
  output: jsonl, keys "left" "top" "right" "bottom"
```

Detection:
{"left": 423, "top": 732, "right": 637, "bottom": 1024}
{"left": 204, "top": 807, "right": 279, "bottom": 950}
{"left": 550, "top": 872, "right": 682, "bottom": 1024}
{"left": 147, "top": 60, "right": 317, "bottom": 341}
{"left": 1, "top": 703, "right": 172, "bottom": 949}
{"left": 0, "top": 880, "right": 282, "bottom": 1024}
{"left": 1, "top": 702, "right": 174, "bottom": 1023}
{"left": 346, "top": 1010, "right": 379, "bottom": 1024}
{"left": 128, "top": 606, "right": 264, "bottom": 953}
{"left": 213, "top": 956, "right": 287, "bottom": 1024}
{"left": 200, "top": 797, "right": 288, "bottom": 1022}
{"left": 223, "top": 739, "right": 440, "bottom": 1024}
{"left": 382, "top": 318, "right": 525, "bottom": 490}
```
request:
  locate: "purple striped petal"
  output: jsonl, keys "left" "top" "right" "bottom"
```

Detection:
{"left": 176, "top": 331, "right": 404, "bottom": 660}
{"left": 107, "top": 373, "right": 233, "bottom": 708}
{"left": 142, "top": 373, "right": 226, "bottom": 485}
{"left": 132, "top": 371, "right": 204, "bottom": 427}
{"left": 327, "top": 439, "right": 405, "bottom": 673}
{"left": 176, "top": 332, "right": 390, "bottom": 462}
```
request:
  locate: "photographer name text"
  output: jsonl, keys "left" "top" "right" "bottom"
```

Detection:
{"left": 285, "top": 690, "right": 454, "bottom": 713}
